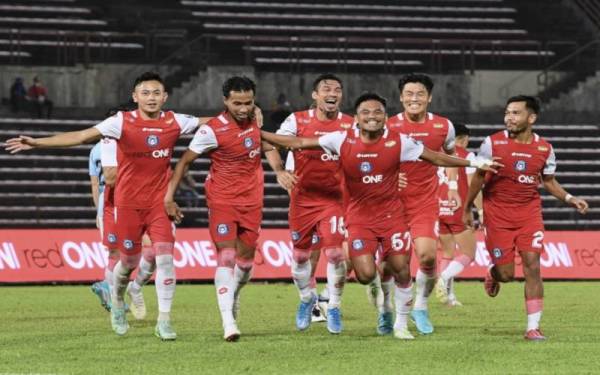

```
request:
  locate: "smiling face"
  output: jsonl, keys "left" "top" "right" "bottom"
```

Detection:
{"left": 224, "top": 90, "right": 255, "bottom": 123}
{"left": 355, "top": 99, "right": 387, "bottom": 133}
{"left": 399, "top": 82, "right": 432, "bottom": 120}
{"left": 132, "top": 80, "right": 168, "bottom": 118}
{"left": 504, "top": 101, "right": 536, "bottom": 136}
{"left": 312, "top": 79, "right": 342, "bottom": 119}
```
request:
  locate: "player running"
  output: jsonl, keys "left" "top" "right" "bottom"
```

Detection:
{"left": 464, "top": 95, "right": 588, "bottom": 341}
{"left": 264, "top": 73, "right": 354, "bottom": 334}
{"left": 261, "top": 92, "right": 500, "bottom": 339}
{"left": 164, "top": 76, "right": 264, "bottom": 342}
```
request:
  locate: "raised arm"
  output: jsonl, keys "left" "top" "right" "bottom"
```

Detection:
{"left": 164, "top": 149, "right": 201, "bottom": 223}
{"left": 260, "top": 130, "right": 321, "bottom": 150}
{"left": 542, "top": 174, "right": 589, "bottom": 214}
{"left": 419, "top": 147, "right": 502, "bottom": 172}
{"left": 5, "top": 127, "right": 102, "bottom": 153}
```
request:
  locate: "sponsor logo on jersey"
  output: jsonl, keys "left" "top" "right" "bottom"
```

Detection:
{"left": 514, "top": 160, "right": 527, "bottom": 172}
{"left": 291, "top": 231, "right": 300, "bottom": 242}
{"left": 249, "top": 146, "right": 261, "bottom": 158}
{"left": 321, "top": 153, "right": 339, "bottom": 162}
{"left": 107, "top": 234, "right": 117, "bottom": 244}
{"left": 340, "top": 122, "right": 352, "bottom": 129}
{"left": 238, "top": 128, "right": 254, "bottom": 138}
{"left": 362, "top": 174, "right": 383, "bottom": 184}
{"left": 313, "top": 131, "right": 332, "bottom": 136}
{"left": 384, "top": 140, "right": 396, "bottom": 147}
{"left": 409, "top": 132, "right": 429, "bottom": 137}
{"left": 492, "top": 248, "right": 502, "bottom": 259}
{"left": 244, "top": 137, "right": 254, "bottom": 149}
{"left": 538, "top": 146, "right": 549, "bottom": 151}
{"left": 359, "top": 161, "right": 373, "bottom": 173}
{"left": 166, "top": 119, "right": 174, "bottom": 125}
{"left": 512, "top": 152, "right": 532, "bottom": 158}
{"left": 518, "top": 174, "right": 536, "bottom": 184}
{"left": 433, "top": 123, "right": 444, "bottom": 128}
{"left": 357, "top": 153, "right": 377, "bottom": 158}
{"left": 311, "top": 233, "right": 319, "bottom": 245}
{"left": 146, "top": 135, "right": 159, "bottom": 147}
{"left": 142, "top": 127, "right": 163, "bottom": 133}
{"left": 345, "top": 139, "right": 356, "bottom": 144}
{"left": 352, "top": 239, "right": 364, "bottom": 250}
{"left": 217, "top": 224, "right": 229, "bottom": 235}
{"left": 216, "top": 127, "right": 229, "bottom": 133}
{"left": 123, "top": 239, "right": 134, "bottom": 250}
{"left": 493, "top": 140, "right": 508, "bottom": 145}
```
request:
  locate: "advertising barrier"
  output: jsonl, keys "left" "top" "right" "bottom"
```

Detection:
{"left": 1, "top": 229, "right": 599, "bottom": 283}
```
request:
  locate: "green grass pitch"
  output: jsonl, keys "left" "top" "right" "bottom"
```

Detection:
{"left": 1, "top": 281, "right": 599, "bottom": 374}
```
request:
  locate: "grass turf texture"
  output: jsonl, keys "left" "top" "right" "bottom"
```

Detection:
{"left": 1, "top": 282, "right": 598, "bottom": 374}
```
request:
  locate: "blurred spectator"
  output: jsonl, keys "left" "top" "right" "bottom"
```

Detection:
{"left": 27, "top": 76, "right": 53, "bottom": 118}
{"left": 9, "top": 77, "right": 27, "bottom": 113}
{"left": 269, "top": 92, "right": 292, "bottom": 128}
{"left": 175, "top": 172, "right": 201, "bottom": 208}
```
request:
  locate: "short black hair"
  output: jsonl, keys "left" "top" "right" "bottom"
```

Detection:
{"left": 222, "top": 76, "right": 256, "bottom": 98}
{"left": 105, "top": 101, "right": 135, "bottom": 117}
{"left": 132, "top": 71, "right": 166, "bottom": 91}
{"left": 398, "top": 73, "right": 434, "bottom": 94}
{"left": 354, "top": 92, "right": 387, "bottom": 111}
{"left": 312, "top": 73, "right": 343, "bottom": 91}
{"left": 506, "top": 95, "right": 540, "bottom": 114}
{"left": 454, "top": 123, "right": 470, "bottom": 137}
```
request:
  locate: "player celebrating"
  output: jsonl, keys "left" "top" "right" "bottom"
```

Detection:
{"left": 164, "top": 76, "right": 263, "bottom": 342}
{"left": 5, "top": 72, "right": 201, "bottom": 340}
{"left": 435, "top": 123, "right": 481, "bottom": 306}
{"left": 264, "top": 74, "right": 354, "bottom": 334}
{"left": 464, "top": 95, "right": 588, "bottom": 341}
{"left": 386, "top": 73, "right": 458, "bottom": 334}
{"left": 261, "top": 92, "right": 499, "bottom": 339}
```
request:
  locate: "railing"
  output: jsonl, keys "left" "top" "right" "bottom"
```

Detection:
{"left": 574, "top": 0, "right": 600, "bottom": 30}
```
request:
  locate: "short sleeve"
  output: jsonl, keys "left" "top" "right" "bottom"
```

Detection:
{"left": 400, "top": 134, "right": 424, "bottom": 162}
{"left": 318, "top": 131, "right": 346, "bottom": 155}
{"left": 465, "top": 152, "right": 476, "bottom": 175}
{"left": 100, "top": 138, "right": 118, "bottom": 167}
{"left": 276, "top": 113, "right": 297, "bottom": 136}
{"left": 89, "top": 143, "right": 100, "bottom": 176}
{"left": 174, "top": 113, "right": 200, "bottom": 134}
{"left": 188, "top": 125, "right": 218, "bottom": 154}
{"left": 543, "top": 146, "right": 557, "bottom": 175}
{"left": 477, "top": 136, "right": 493, "bottom": 160}
{"left": 95, "top": 112, "right": 123, "bottom": 139}
{"left": 443, "top": 120, "right": 456, "bottom": 151}
{"left": 284, "top": 151, "right": 295, "bottom": 171}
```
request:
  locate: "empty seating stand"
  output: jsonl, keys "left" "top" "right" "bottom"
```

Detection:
{"left": 0, "top": 0, "right": 148, "bottom": 65}
{"left": 0, "top": 118, "right": 598, "bottom": 230}
{"left": 181, "top": 0, "right": 559, "bottom": 72}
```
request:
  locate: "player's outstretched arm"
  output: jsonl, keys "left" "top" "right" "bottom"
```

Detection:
{"left": 463, "top": 170, "right": 486, "bottom": 228}
{"left": 419, "top": 147, "right": 503, "bottom": 173}
{"left": 4, "top": 127, "right": 102, "bottom": 153}
{"left": 260, "top": 130, "right": 321, "bottom": 150}
{"left": 542, "top": 174, "right": 589, "bottom": 214}
{"left": 164, "top": 149, "right": 200, "bottom": 223}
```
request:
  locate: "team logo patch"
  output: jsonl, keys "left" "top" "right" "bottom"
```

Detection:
{"left": 123, "top": 240, "right": 134, "bottom": 250}
{"left": 217, "top": 224, "right": 229, "bottom": 235}
{"left": 492, "top": 248, "right": 502, "bottom": 259}
{"left": 352, "top": 239, "right": 364, "bottom": 250}
{"left": 291, "top": 231, "right": 300, "bottom": 242}
{"left": 311, "top": 233, "right": 320, "bottom": 245}
{"left": 384, "top": 140, "right": 396, "bottom": 147}
{"left": 514, "top": 160, "right": 527, "bottom": 172}
{"left": 146, "top": 135, "right": 159, "bottom": 147}
{"left": 433, "top": 123, "right": 444, "bottom": 128}
{"left": 244, "top": 137, "right": 254, "bottom": 149}
{"left": 340, "top": 122, "right": 352, "bottom": 129}
{"left": 538, "top": 146, "right": 548, "bottom": 151}
{"left": 359, "top": 161, "right": 372, "bottom": 174}
{"left": 107, "top": 234, "right": 117, "bottom": 244}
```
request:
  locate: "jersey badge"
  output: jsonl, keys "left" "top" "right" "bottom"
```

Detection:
{"left": 107, "top": 233, "right": 117, "bottom": 244}
{"left": 514, "top": 160, "right": 527, "bottom": 172}
{"left": 146, "top": 135, "right": 160, "bottom": 148}
{"left": 123, "top": 240, "right": 134, "bottom": 250}
{"left": 217, "top": 224, "right": 229, "bottom": 235}
{"left": 244, "top": 137, "right": 254, "bottom": 149}
{"left": 352, "top": 239, "right": 364, "bottom": 250}
{"left": 359, "top": 161, "right": 373, "bottom": 174}
{"left": 492, "top": 248, "right": 502, "bottom": 259}
{"left": 384, "top": 140, "right": 396, "bottom": 147}
{"left": 291, "top": 231, "right": 300, "bottom": 242}
{"left": 311, "top": 233, "right": 320, "bottom": 244}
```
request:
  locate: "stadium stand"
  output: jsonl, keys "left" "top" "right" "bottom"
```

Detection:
{"left": 0, "top": 118, "right": 597, "bottom": 230}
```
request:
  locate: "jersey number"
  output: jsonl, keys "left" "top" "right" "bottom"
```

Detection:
{"left": 531, "top": 231, "right": 544, "bottom": 249}
{"left": 329, "top": 216, "right": 346, "bottom": 235}
{"left": 391, "top": 232, "right": 411, "bottom": 251}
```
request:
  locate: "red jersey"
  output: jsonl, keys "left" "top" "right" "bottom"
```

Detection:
{"left": 386, "top": 112, "right": 455, "bottom": 207}
{"left": 95, "top": 110, "right": 199, "bottom": 209}
{"left": 318, "top": 128, "right": 424, "bottom": 226}
{"left": 438, "top": 146, "right": 475, "bottom": 221}
{"left": 188, "top": 111, "right": 263, "bottom": 207}
{"left": 478, "top": 130, "right": 556, "bottom": 226}
{"left": 277, "top": 109, "right": 354, "bottom": 206}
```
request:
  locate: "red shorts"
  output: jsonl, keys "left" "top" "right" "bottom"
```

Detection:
{"left": 114, "top": 204, "right": 175, "bottom": 254}
{"left": 439, "top": 217, "right": 467, "bottom": 235}
{"left": 102, "top": 198, "right": 118, "bottom": 248}
{"left": 289, "top": 203, "right": 345, "bottom": 252}
{"left": 484, "top": 221, "right": 545, "bottom": 266}
{"left": 208, "top": 203, "right": 262, "bottom": 248}
{"left": 404, "top": 199, "right": 439, "bottom": 239}
{"left": 346, "top": 219, "right": 412, "bottom": 260}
